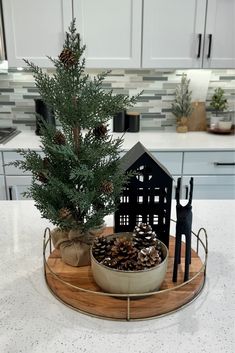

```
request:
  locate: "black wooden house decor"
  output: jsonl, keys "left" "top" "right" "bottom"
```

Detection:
{"left": 114, "top": 142, "right": 173, "bottom": 248}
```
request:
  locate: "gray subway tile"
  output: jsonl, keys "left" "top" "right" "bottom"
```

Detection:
{"left": 0, "top": 88, "right": 14, "bottom": 92}
{"left": 143, "top": 77, "right": 168, "bottom": 81}
{"left": 22, "top": 95, "right": 40, "bottom": 99}
{"left": 141, "top": 113, "right": 166, "bottom": 119}
{"left": 219, "top": 76, "right": 235, "bottom": 80}
{"left": 0, "top": 101, "right": 15, "bottom": 105}
{"left": 27, "top": 88, "right": 39, "bottom": 92}
{"left": 138, "top": 95, "right": 161, "bottom": 100}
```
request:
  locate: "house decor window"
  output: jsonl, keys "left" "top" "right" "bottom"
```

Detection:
{"left": 114, "top": 142, "right": 173, "bottom": 248}
{"left": 119, "top": 215, "right": 129, "bottom": 225}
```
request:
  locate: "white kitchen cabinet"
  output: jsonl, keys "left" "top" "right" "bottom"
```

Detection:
{"left": 3, "top": 151, "right": 32, "bottom": 175}
{"left": 152, "top": 152, "right": 183, "bottom": 176}
{"left": 142, "top": 0, "right": 235, "bottom": 69}
{"left": 182, "top": 175, "right": 235, "bottom": 199}
{"left": 73, "top": 0, "right": 142, "bottom": 68}
{"left": 142, "top": 0, "right": 206, "bottom": 68}
{"left": 5, "top": 176, "right": 32, "bottom": 200}
{"left": 183, "top": 151, "right": 235, "bottom": 199}
{"left": 183, "top": 151, "right": 235, "bottom": 175}
{"left": 2, "top": 0, "right": 72, "bottom": 67}
{"left": 203, "top": 0, "right": 235, "bottom": 69}
{"left": 3, "top": 0, "right": 234, "bottom": 69}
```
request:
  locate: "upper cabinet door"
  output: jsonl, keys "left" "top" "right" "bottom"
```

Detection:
{"left": 203, "top": 0, "right": 235, "bottom": 68}
{"left": 74, "top": 0, "right": 142, "bottom": 68}
{"left": 142, "top": 0, "right": 206, "bottom": 68}
{"left": 2, "top": 0, "right": 72, "bottom": 67}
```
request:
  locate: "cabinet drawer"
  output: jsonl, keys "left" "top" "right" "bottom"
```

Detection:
{"left": 152, "top": 152, "right": 183, "bottom": 175}
{"left": 184, "top": 151, "right": 235, "bottom": 175}
{"left": 182, "top": 175, "right": 235, "bottom": 199}
{"left": 3, "top": 152, "right": 29, "bottom": 175}
{"left": 6, "top": 176, "right": 32, "bottom": 200}
{"left": 3, "top": 151, "right": 43, "bottom": 175}
{"left": 0, "top": 152, "right": 3, "bottom": 174}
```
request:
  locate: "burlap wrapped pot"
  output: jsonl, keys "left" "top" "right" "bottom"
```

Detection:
{"left": 51, "top": 224, "right": 105, "bottom": 267}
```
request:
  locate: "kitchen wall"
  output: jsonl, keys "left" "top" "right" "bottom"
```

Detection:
{"left": 0, "top": 68, "right": 234, "bottom": 131}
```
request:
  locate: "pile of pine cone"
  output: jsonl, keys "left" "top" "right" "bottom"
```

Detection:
{"left": 92, "top": 223, "right": 163, "bottom": 271}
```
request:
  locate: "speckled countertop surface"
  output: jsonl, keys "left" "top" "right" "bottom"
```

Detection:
{"left": 0, "top": 130, "right": 235, "bottom": 151}
{"left": 0, "top": 200, "right": 234, "bottom": 353}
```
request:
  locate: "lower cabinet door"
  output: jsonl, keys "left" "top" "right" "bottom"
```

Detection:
{"left": 182, "top": 175, "right": 235, "bottom": 200}
{"left": 6, "top": 176, "right": 32, "bottom": 200}
{"left": 0, "top": 176, "right": 6, "bottom": 199}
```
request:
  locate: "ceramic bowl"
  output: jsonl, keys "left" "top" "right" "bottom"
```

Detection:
{"left": 91, "top": 233, "right": 168, "bottom": 294}
{"left": 217, "top": 121, "right": 232, "bottom": 130}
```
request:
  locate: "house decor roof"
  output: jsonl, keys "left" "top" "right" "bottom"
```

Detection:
{"left": 120, "top": 142, "right": 173, "bottom": 179}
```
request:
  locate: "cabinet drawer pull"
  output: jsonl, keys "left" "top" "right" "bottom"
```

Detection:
{"left": 207, "top": 34, "right": 212, "bottom": 58}
{"left": 197, "top": 33, "right": 202, "bottom": 58}
{"left": 214, "top": 162, "right": 235, "bottom": 166}
{"left": 8, "top": 186, "right": 13, "bottom": 200}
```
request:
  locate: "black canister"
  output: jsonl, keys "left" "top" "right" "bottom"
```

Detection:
{"left": 113, "top": 111, "right": 126, "bottom": 132}
{"left": 125, "top": 112, "right": 140, "bottom": 132}
{"left": 35, "top": 99, "right": 56, "bottom": 135}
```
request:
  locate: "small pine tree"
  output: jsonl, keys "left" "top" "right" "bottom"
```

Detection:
{"left": 210, "top": 87, "right": 228, "bottom": 116}
{"left": 13, "top": 20, "right": 139, "bottom": 233}
{"left": 171, "top": 74, "right": 193, "bottom": 120}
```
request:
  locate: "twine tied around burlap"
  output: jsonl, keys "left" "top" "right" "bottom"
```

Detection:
{"left": 51, "top": 225, "right": 105, "bottom": 267}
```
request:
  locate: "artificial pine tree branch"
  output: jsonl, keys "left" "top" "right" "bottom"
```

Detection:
{"left": 13, "top": 19, "right": 140, "bottom": 232}
{"left": 172, "top": 73, "right": 193, "bottom": 119}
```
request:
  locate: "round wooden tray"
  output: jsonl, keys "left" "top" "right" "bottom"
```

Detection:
{"left": 43, "top": 227, "right": 207, "bottom": 321}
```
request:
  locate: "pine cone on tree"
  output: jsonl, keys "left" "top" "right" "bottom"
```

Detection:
{"left": 53, "top": 130, "right": 66, "bottom": 145}
{"left": 43, "top": 157, "right": 50, "bottom": 169}
{"left": 59, "top": 48, "right": 76, "bottom": 67}
{"left": 37, "top": 172, "right": 48, "bottom": 183}
{"left": 137, "top": 246, "right": 162, "bottom": 270}
{"left": 133, "top": 223, "right": 158, "bottom": 249}
{"left": 101, "top": 180, "right": 113, "bottom": 194}
{"left": 93, "top": 124, "right": 107, "bottom": 138}
{"left": 58, "top": 207, "right": 72, "bottom": 220}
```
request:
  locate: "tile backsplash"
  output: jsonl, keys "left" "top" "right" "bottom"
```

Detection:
{"left": 0, "top": 68, "right": 234, "bottom": 131}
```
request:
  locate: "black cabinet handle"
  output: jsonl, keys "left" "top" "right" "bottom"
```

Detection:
{"left": 207, "top": 34, "right": 212, "bottom": 58}
{"left": 214, "top": 162, "right": 235, "bottom": 166}
{"left": 9, "top": 186, "right": 13, "bottom": 200}
{"left": 197, "top": 34, "right": 202, "bottom": 58}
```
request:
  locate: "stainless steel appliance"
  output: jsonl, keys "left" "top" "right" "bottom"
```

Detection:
{"left": 0, "top": 127, "right": 20, "bottom": 144}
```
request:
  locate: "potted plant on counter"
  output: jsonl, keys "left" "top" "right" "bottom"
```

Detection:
{"left": 12, "top": 20, "right": 139, "bottom": 267}
{"left": 91, "top": 223, "right": 168, "bottom": 294}
{"left": 172, "top": 74, "right": 193, "bottom": 133}
{"left": 209, "top": 87, "right": 231, "bottom": 130}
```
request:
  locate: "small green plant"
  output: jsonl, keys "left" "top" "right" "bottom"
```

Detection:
{"left": 210, "top": 87, "right": 228, "bottom": 116}
{"left": 171, "top": 74, "right": 193, "bottom": 120}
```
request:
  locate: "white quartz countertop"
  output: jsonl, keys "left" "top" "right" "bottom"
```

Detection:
{"left": 0, "top": 130, "right": 235, "bottom": 151}
{"left": 0, "top": 200, "right": 234, "bottom": 353}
